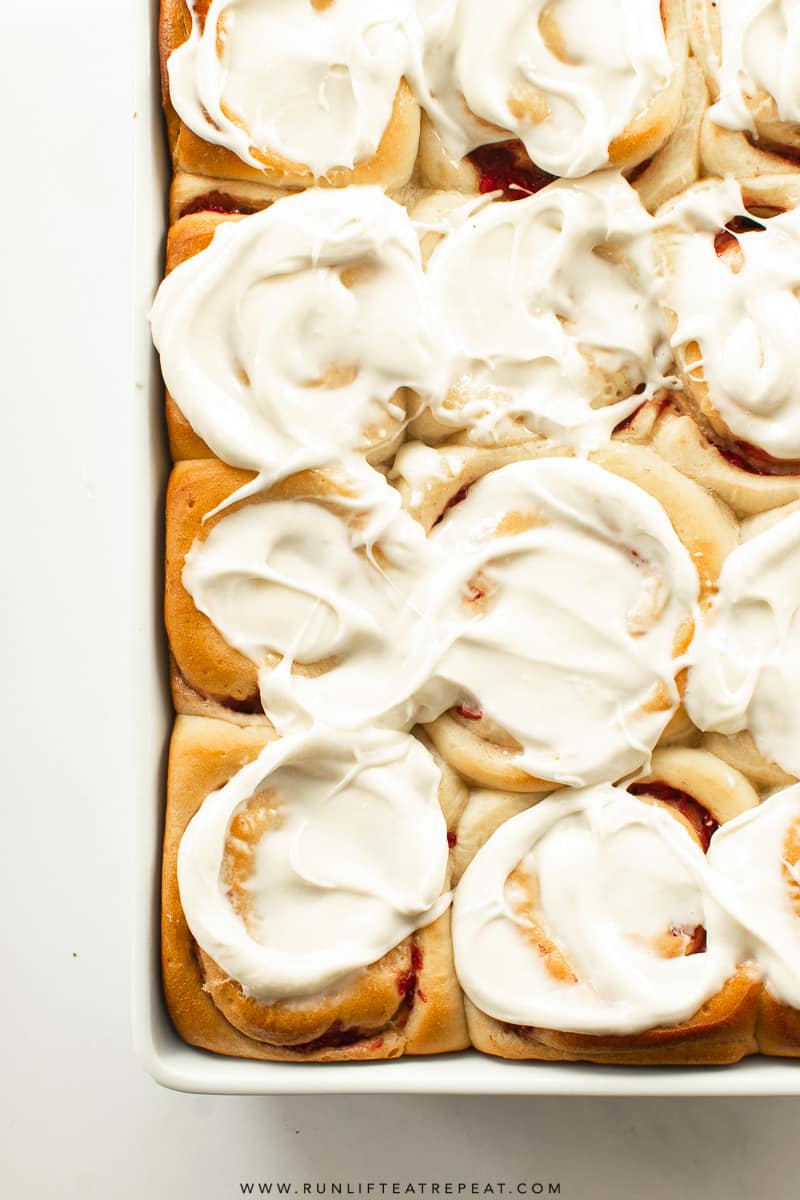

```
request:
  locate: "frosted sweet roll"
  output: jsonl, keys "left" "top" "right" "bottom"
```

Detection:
{"left": 415, "top": 0, "right": 686, "bottom": 186}
{"left": 151, "top": 188, "right": 435, "bottom": 479}
{"left": 710, "top": 784, "right": 800, "bottom": 1056}
{"left": 161, "top": 0, "right": 421, "bottom": 189}
{"left": 413, "top": 174, "right": 674, "bottom": 451}
{"left": 452, "top": 783, "right": 760, "bottom": 1063}
{"left": 411, "top": 455, "right": 700, "bottom": 791}
{"left": 688, "top": 0, "right": 800, "bottom": 176}
{"left": 162, "top": 717, "right": 468, "bottom": 1059}
{"left": 166, "top": 459, "right": 440, "bottom": 732}
{"left": 658, "top": 178, "right": 800, "bottom": 469}
{"left": 153, "top": 0, "right": 800, "bottom": 1068}
{"left": 686, "top": 506, "right": 800, "bottom": 780}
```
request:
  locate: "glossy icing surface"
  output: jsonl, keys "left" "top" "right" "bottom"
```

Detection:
{"left": 661, "top": 180, "right": 800, "bottom": 460}
{"left": 416, "top": 0, "right": 675, "bottom": 175}
{"left": 178, "top": 727, "right": 449, "bottom": 1002}
{"left": 422, "top": 174, "right": 673, "bottom": 450}
{"left": 168, "top": 0, "right": 416, "bottom": 176}
{"left": 706, "top": 0, "right": 800, "bottom": 131}
{"left": 686, "top": 508, "right": 800, "bottom": 778}
{"left": 453, "top": 784, "right": 742, "bottom": 1033}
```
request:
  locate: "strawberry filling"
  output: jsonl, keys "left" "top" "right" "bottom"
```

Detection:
{"left": 179, "top": 191, "right": 261, "bottom": 218}
{"left": 716, "top": 437, "right": 800, "bottom": 476}
{"left": 468, "top": 142, "right": 555, "bottom": 201}
{"left": 396, "top": 944, "right": 424, "bottom": 1005}
{"left": 671, "top": 924, "right": 707, "bottom": 955}
{"left": 433, "top": 483, "right": 472, "bottom": 527}
{"left": 708, "top": 214, "right": 800, "bottom": 486}
{"left": 291, "top": 1021, "right": 368, "bottom": 1054}
{"left": 456, "top": 702, "right": 483, "bottom": 721}
{"left": 629, "top": 781, "right": 719, "bottom": 852}
{"left": 222, "top": 692, "right": 264, "bottom": 715}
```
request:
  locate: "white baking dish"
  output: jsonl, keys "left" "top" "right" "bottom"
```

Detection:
{"left": 132, "top": 0, "right": 799, "bottom": 1094}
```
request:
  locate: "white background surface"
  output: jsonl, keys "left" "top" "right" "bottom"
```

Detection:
{"left": 2, "top": 3, "right": 799, "bottom": 1195}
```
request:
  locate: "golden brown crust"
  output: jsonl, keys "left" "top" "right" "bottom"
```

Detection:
{"left": 162, "top": 715, "right": 469, "bottom": 1061}
{"left": 756, "top": 990, "right": 800, "bottom": 1058}
{"left": 607, "top": 0, "right": 687, "bottom": 172}
{"left": 165, "top": 461, "right": 365, "bottom": 718}
{"left": 466, "top": 971, "right": 762, "bottom": 1065}
{"left": 158, "top": 0, "right": 189, "bottom": 159}
{"left": 165, "top": 461, "right": 261, "bottom": 712}
{"left": 163, "top": 212, "right": 246, "bottom": 460}
{"left": 168, "top": 172, "right": 287, "bottom": 224}
{"left": 159, "top": 0, "right": 420, "bottom": 190}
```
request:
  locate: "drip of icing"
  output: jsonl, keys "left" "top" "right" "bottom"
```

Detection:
{"left": 183, "top": 484, "right": 441, "bottom": 733}
{"left": 150, "top": 187, "right": 439, "bottom": 482}
{"left": 685, "top": 508, "right": 800, "bottom": 778}
{"left": 413, "top": 0, "right": 675, "bottom": 176}
{"left": 452, "top": 784, "right": 742, "bottom": 1034}
{"left": 707, "top": 0, "right": 800, "bottom": 132}
{"left": 660, "top": 180, "right": 800, "bottom": 461}
{"left": 421, "top": 173, "right": 674, "bottom": 451}
{"left": 167, "top": 0, "right": 416, "bottom": 177}
{"left": 416, "top": 457, "right": 699, "bottom": 787}
{"left": 177, "top": 726, "right": 449, "bottom": 1003}
{"left": 708, "top": 784, "right": 800, "bottom": 1009}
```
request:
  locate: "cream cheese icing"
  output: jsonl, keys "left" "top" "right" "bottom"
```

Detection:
{"left": 182, "top": 485, "right": 440, "bottom": 734}
{"left": 414, "top": 0, "right": 675, "bottom": 177}
{"left": 177, "top": 726, "right": 449, "bottom": 1003}
{"left": 685, "top": 508, "right": 800, "bottom": 778}
{"left": 421, "top": 174, "right": 674, "bottom": 451}
{"left": 167, "top": 0, "right": 416, "bottom": 178}
{"left": 704, "top": 0, "right": 800, "bottom": 132}
{"left": 452, "top": 784, "right": 742, "bottom": 1034}
{"left": 150, "top": 187, "right": 438, "bottom": 483}
{"left": 181, "top": 454, "right": 699, "bottom": 779}
{"left": 416, "top": 457, "right": 699, "bottom": 787}
{"left": 709, "top": 784, "right": 800, "bottom": 1009}
{"left": 659, "top": 179, "right": 800, "bottom": 461}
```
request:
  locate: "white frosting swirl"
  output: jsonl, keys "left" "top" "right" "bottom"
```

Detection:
{"left": 660, "top": 179, "right": 800, "bottom": 460}
{"left": 709, "top": 784, "right": 800, "bottom": 1009}
{"left": 422, "top": 174, "right": 673, "bottom": 451}
{"left": 686, "top": 508, "right": 800, "bottom": 778}
{"left": 453, "top": 784, "right": 741, "bottom": 1034}
{"left": 417, "top": 457, "right": 699, "bottom": 787}
{"left": 183, "top": 485, "right": 439, "bottom": 733}
{"left": 167, "top": 0, "right": 416, "bottom": 177}
{"left": 178, "top": 727, "right": 449, "bottom": 1003}
{"left": 150, "top": 187, "right": 438, "bottom": 481}
{"left": 415, "top": 0, "right": 675, "bottom": 176}
{"left": 706, "top": 0, "right": 800, "bottom": 132}
{"left": 182, "top": 453, "right": 699, "bottom": 785}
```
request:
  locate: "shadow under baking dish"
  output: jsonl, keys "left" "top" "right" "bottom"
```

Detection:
{"left": 131, "top": 0, "right": 800, "bottom": 1096}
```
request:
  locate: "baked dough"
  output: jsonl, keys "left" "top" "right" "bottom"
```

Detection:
{"left": 162, "top": 715, "right": 469, "bottom": 1060}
